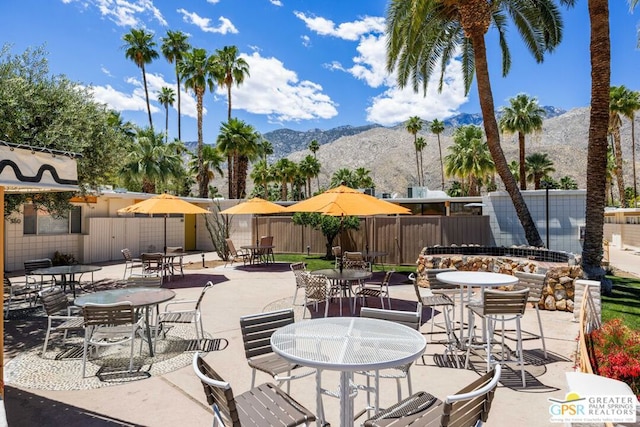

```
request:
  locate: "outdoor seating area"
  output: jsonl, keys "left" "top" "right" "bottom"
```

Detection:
{"left": 1, "top": 251, "right": 591, "bottom": 426}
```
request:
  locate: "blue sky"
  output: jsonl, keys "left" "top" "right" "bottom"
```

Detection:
{"left": 3, "top": 1, "right": 640, "bottom": 144}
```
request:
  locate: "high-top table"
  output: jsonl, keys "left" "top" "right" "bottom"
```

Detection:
{"left": 271, "top": 317, "right": 426, "bottom": 427}
{"left": 75, "top": 287, "right": 176, "bottom": 357}
{"left": 436, "top": 271, "right": 519, "bottom": 343}
{"left": 31, "top": 264, "right": 102, "bottom": 297}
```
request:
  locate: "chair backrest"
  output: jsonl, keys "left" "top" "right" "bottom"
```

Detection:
{"left": 239, "top": 308, "right": 295, "bottom": 359}
{"left": 259, "top": 236, "right": 273, "bottom": 246}
{"left": 424, "top": 268, "right": 458, "bottom": 291}
{"left": 360, "top": 306, "right": 421, "bottom": 331}
{"left": 331, "top": 246, "right": 342, "bottom": 258}
{"left": 441, "top": 364, "right": 501, "bottom": 426}
{"left": 482, "top": 288, "right": 529, "bottom": 316}
{"left": 39, "top": 287, "right": 70, "bottom": 315}
{"left": 304, "top": 273, "right": 330, "bottom": 301}
{"left": 380, "top": 270, "right": 395, "bottom": 286}
{"left": 124, "top": 276, "right": 163, "bottom": 288}
{"left": 192, "top": 353, "right": 238, "bottom": 427}
{"left": 24, "top": 258, "right": 52, "bottom": 273}
{"left": 195, "top": 281, "right": 214, "bottom": 310}
{"left": 514, "top": 271, "right": 545, "bottom": 301}
{"left": 290, "top": 262, "right": 307, "bottom": 289}
{"left": 343, "top": 260, "right": 370, "bottom": 271}
{"left": 141, "top": 253, "right": 164, "bottom": 270}
{"left": 166, "top": 246, "right": 183, "bottom": 254}
{"left": 409, "top": 273, "right": 426, "bottom": 303}
{"left": 121, "top": 248, "right": 133, "bottom": 262}
{"left": 343, "top": 251, "right": 364, "bottom": 261}
{"left": 82, "top": 302, "right": 136, "bottom": 327}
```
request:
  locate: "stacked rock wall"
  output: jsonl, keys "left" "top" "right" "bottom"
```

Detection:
{"left": 417, "top": 250, "right": 584, "bottom": 312}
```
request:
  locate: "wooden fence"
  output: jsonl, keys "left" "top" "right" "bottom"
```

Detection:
{"left": 253, "top": 215, "right": 490, "bottom": 265}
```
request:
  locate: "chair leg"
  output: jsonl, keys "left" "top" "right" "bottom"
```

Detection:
{"left": 534, "top": 305, "right": 547, "bottom": 358}
{"left": 251, "top": 368, "right": 257, "bottom": 388}
{"left": 516, "top": 317, "right": 526, "bottom": 387}
{"left": 292, "top": 287, "right": 299, "bottom": 308}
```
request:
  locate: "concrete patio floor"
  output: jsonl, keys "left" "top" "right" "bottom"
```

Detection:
{"left": 3, "top": 248, "right": 635, "bottom": 427}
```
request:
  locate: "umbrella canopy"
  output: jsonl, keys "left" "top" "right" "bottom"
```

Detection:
{"left": 284, "top": 185, "right": 411, "bottom": 216}
{"left": 219, "top": 197, "right": 286, "bottom": 215}
{"left": 117, "top": 193, "right": 210, "bottom": 215}
{"left": 117, "top": 194, "right": 210, "bottom": 252}
{"left": 220, "top": 198, "right": 286, "bottom": 245}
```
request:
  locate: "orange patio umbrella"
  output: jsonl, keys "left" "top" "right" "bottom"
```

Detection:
{"left": 220, "top": 197, "right": 286, "bottom": 245}
{"left": 117, "top": 193, "right": 210, "bottom": 253}
{"left": 285, "top": 185, "right": 410, "bottom": 253}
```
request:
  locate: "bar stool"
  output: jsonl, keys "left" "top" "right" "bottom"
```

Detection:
{"left": 465, "top": 287, "right": 529, "bottom": 387}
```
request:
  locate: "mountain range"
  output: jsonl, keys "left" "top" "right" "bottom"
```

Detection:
{"left": 205, "top": 106, "right": 639, "bottom": 197}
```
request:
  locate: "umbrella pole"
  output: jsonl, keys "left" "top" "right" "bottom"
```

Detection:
{"left": 339, "top": 214, "right": 344, "bottom": 273}
{"left": 255, "top": 215, "right": 259, "bottom": 246}
{"left": 164, "top": 215, "right": 167, "bottom": 254}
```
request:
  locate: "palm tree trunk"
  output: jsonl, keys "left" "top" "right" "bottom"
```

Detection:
{"left": 227, "top": 84, "right": 232, "bottom": 121}
{"left": 518, "top": 131, "right": 527, "bottom": 190}
{"left": 613, "top": 129, "right": 626, "bottom": 206}
{"left": 582, "top": 0, "right": 611, "bottom": 293}
{"left": 227, "top": 154, "right": 233, "bottom": 199}
{"left": 175, "top": 68, "right": 182, "bottom": 141}
{"left": 414, "top": 137, "right": 421, "bottom": 187}
{"left": 165, "top": 106, "right": 169, "bottom": 143}
{"left": 237, "top": 155, "right": 248, "bottom": 199}
{"left": 196, "top": 92, "right": 207, "bottom": 198}
{"left": 437, "top": 135, "right": 445, "bottom": 190}
{"left": 141, "top": 64, "right": 153, "bottom": 131}
{"left": 419, "top": 149, "right": 425, "bottom": 188}
{"left": 471, "top": 33, "right": 544, "bottom": 247}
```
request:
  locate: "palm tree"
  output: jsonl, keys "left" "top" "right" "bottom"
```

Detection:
{"left": 189, "top": 145, "right": 225, "bottom": 197}
{"left": 273, "top": 158, "right": 297, "bottom": 200}
{"left": 309, "top": 139, "right": 321, "bottom": 189}
{"left": 122, "top": 28, "right": 158, "bottom": 130}
{"left": 216, "top": 118, "right": 259, "bottom": 199}
{"left": 609, "top": 85, "right": 630, "bottom": 207}
{"left": 430, "top": 119, "right": 446, "bottom": 190}
{"left": 415, "top": 136, "right": 427, "bottom": 187}
{"left": 250, "top": 159, "right": 273, "bottom": 200}
{"left": 499, "top": 93, "right": 546, "bottom": 190}
{"left": 299, "top": 155, "right": 320, "bottom": 198}
{"left": 157, "top": 87, "right": 175, "bottom": 143}
{"left": 582, "top": 0, "right": 609, "bottom": 287}
{"left": 213, "top": 45, "right": 250, "bottom": 121}
{"left": 405, "top": 116, "right": 423, "bottom": 186}
{"left": 177, "top": 48, "right": 216, "bottom": 198}
{"left": 258, "top": 139, "right": 274, "bottom": 163}
{"left": 559, "top": 176, "right": 578, "bottom": 190}
{"left": 120, "top": 127, "right": 183, "bottom": 193}
{"left": 444, "top": 125, "right": 495, "bottom": 196}
{"left": 386, "top": 0, "right": 573, "bottom": 247}
{"left": 525, "top": 153, "right": 556, "bottom": 189}
{"left": 354, "top": 167, "right": 374, "bottom": 189}
{"left": 331, "top": 168, "right": 356, "bottom": 188}
{"left": 613, "top": 86, "right": 640, "bottom": 205}
{"left": 508, "top": 160, "right": 520, "bottom": 184}
{"left": 161, "top": 30, "right": 191, "bottom": 141}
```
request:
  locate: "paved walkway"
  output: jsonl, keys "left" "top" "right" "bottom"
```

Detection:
{"left": 2, "top": 250, "right": 633, "bottom": 426}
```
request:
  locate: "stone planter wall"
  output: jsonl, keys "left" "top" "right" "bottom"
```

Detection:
{"left": 417, "top": 250, "right": 584, "bottom": 312}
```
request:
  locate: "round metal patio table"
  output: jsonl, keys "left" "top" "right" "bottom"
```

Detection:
{"left": 75, "top": 287, "right": 176, "bottom": 357}
{"left": 31, "top": 264, "right": 102, "bottom": 297}
{"left": 271, "top": 317, "right": 426, "bottom": 427}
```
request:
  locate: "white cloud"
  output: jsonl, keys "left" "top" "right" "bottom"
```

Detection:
{"left": 206, "top": 0, "right": 220, "bottom": 3}
{"left": 100, "top": 66, "right": 114, "bottom": 77}
{"left": 64, "top": 0, "right": 167, "bottom": 27}
{"left": 177, "top": 9, "right": 238, "bottom": 34}
{"left": 293, "top": 12, "right": 384, "bottom": 41}
{"left": 366, "top": 60, "right": 468, "bottom": 126}
{"left": 270, "top": 0, "right": 283, "bottom": 6}
{"left": 301, "top": 35, "right": 310, "bottom": 47}
{"left": 223, "top": 52, "right": 338, "bottom": 123}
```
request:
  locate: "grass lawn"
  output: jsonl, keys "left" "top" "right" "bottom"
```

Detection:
{"left": 602, "top": 274, "right": 640, "bottom": 329}
{"left": 274, "top": 254, "right": 417, "bottom": 275}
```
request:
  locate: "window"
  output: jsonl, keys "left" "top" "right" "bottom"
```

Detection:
{"left": 23, "top": 204, "right": 82, "bottom": 235}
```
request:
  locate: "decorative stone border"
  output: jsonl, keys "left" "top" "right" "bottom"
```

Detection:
{"left": 417, "top": 247, "right": 583, "bottom": 312}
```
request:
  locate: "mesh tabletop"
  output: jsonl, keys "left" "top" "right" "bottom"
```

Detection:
{"left": 74, "top": 287, "right": 176, "bottom": 308}
{"left": 271, "top": 317, "right": 426, "bottom": 372}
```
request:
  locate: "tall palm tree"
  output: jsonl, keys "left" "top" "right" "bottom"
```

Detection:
{"left": 331, "top": 168, "right": 357, "bottom": 188}
{"left": 405, "top": 116, "right": 423, "bottom": 186}
{"left": 273, "top": 158, "right": 297, "bottom": 200}
{"left": 157, "top": 87, "right": 175, "bottom": 143}
{"left": 258, "top": 139, "right": 274, "bottom": 163}
{"left": 250, "top": 159, "right": 273, "bottom": 200}
{"left": 611, "top": 86, "right": 640, "bottom": 205}
{"left": 386, "top": 0, "right": 573, "bottom": 247}
{"left": 309, "top": 139, "right": 321, "bottom": 189}
{"left": 416, "top": 136, "right": 427, "bottom": 187}
{"left": 299, "top": 155, "right": 320, "bottom": 198}
{"left": 609, "top": 85, "right": 631, "bottom": 207}
{"left": 525, "top": 152, "right": 556, "bottom": 189}
{"left": 177, "top": 48, "right": 216, "bottom": 198}
{"left": 499, "top": 93, "right": 546, "bottom": 190}
{"left": 217, "top": 118, "right": 259, "bottom": 199}
{"left": 213, "top": 45, "right": 250, "bottom": 121}
{"left": 430, "top": 119, "right": 446, "bottom": 190}
{"left": 161, "top": 30, "right": 191, "bottom": 141}
{"left": 122, "top": 28, "right": 158, "bottom": 131}
{"left": 354, "top": 167, "right": 374, "bottom": 189}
